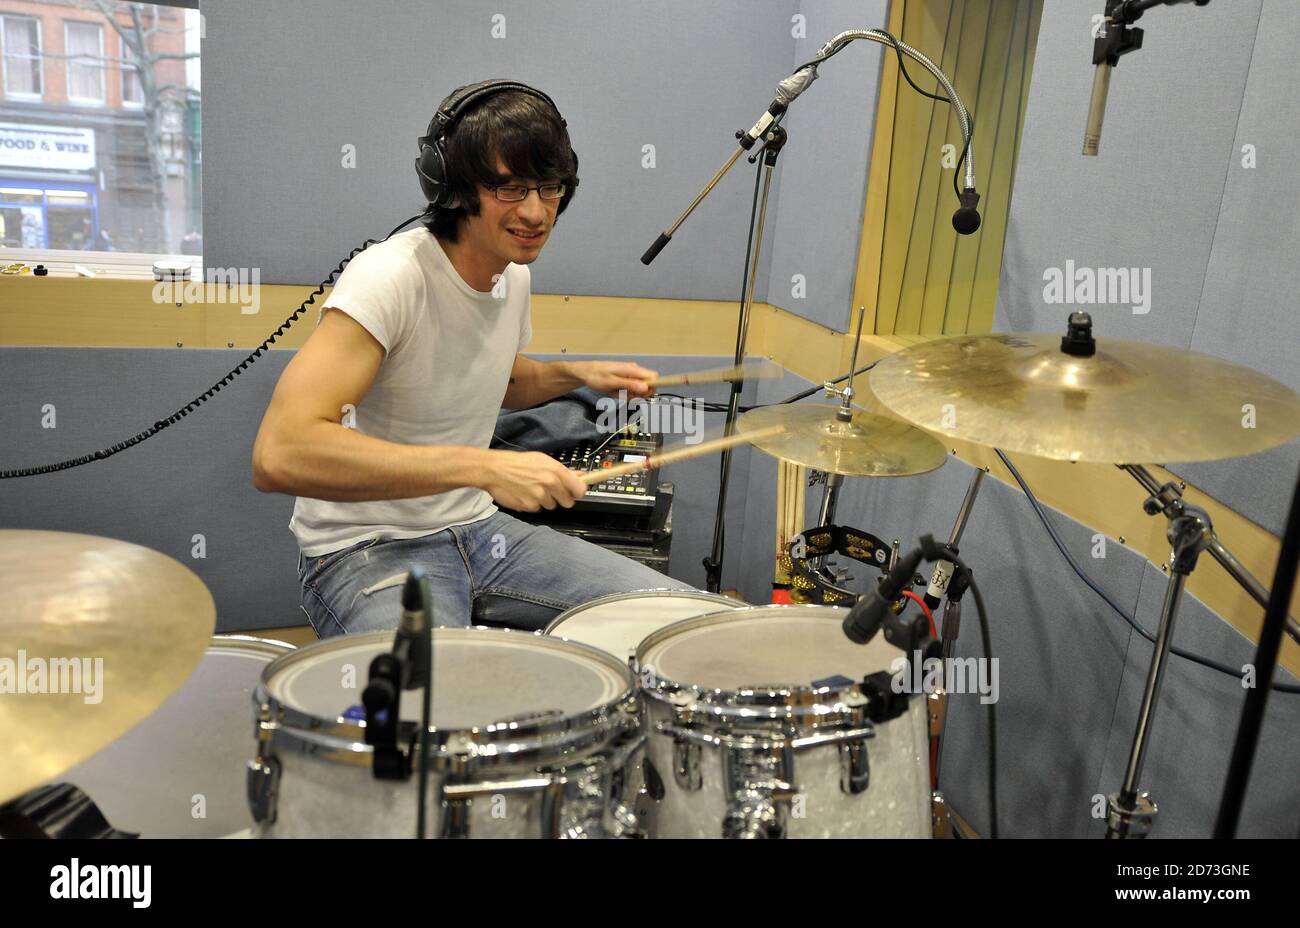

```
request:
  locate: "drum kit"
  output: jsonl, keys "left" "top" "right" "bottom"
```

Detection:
{"left": 2, "top": 312, "right": 1297, "bottom": 840}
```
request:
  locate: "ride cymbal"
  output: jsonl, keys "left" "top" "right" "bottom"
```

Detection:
{"left": 869, "top": 328, "right": 1300, "bottom": 464}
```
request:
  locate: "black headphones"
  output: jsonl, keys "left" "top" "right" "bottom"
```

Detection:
{"left": 416, "top": 79, "right": 567, "bottom": 210}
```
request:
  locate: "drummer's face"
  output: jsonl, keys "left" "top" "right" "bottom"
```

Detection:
{"left": 464, "top": 157, "right": 558, "bottom": 269}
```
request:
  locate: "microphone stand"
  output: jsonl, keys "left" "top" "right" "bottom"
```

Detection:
{"left": 642, "top": 30, "right": 977, "bottom": 593}
{"left": 638, "top": 110, "right": 788, "bottom": 594}
{"left": 705, "top": 125, "right": 787, "bottom": 593}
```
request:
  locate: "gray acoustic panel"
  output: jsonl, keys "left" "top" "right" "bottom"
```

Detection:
{"left": 201, "top": 0, "right": 797, "bottom": 303}
{"left": 938, "top": 472, "right": 1145, "bottom": 838}
{"left": 995, "top": 0, "right": 1261, "bottom": 346}
{"left": 996, "top": 0, "right": 1297, "bottom": 537}
{"left": 1095, "top": 561, "right": 1300, "bottom": 839}
{"left": 1165, "top": 0, "right": 1300, "bottom": 536}
{"left": 0, "top": 347, "right": 300, "bottom": 633}
{"left": 763, "top": 0, "right": 887, "bottom": 333}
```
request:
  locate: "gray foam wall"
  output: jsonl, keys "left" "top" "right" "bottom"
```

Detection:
{"left": 763, "top": 0, "right": 889, "bottom": 333}
{"left": 200, "top": 0, "right": 877, "bottom": 323}
{"left": 995, "top": 0, "right": 1298, "bottom": 533}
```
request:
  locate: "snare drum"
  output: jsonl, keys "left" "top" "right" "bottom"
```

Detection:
{"left": 248, "top": 627, "right": 641, "bottom": 838}
{"left": 61, "top": 635, "right": 293, "bottom": 838}
{"left": 637, "top": 605, "right": 931, "bottom": 839}
{"left": 544, "top": 590, "right": 744, "bottom": 664}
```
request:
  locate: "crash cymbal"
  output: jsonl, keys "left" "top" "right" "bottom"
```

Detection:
{"left": 869, "top": 327, "right": 1300, "bottom": 464}
{"left": 738, "top": 403, "right": 949, "bottom": 477}
{"left": 0, "top": 531, "right": 214, "bottom": 806}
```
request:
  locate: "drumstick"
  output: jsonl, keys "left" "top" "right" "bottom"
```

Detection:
{"left": 647, "top": 359, "right": 783, "bottom": 388}
{"left": 580, "top": 425, "right": 784, "bottom": 485}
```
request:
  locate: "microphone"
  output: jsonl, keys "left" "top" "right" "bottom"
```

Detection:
{"left": 952, "top": 188, "right": 981, "bottom": 235}
{"left": 922, "top": 556, "right": 957, "bottom": 611}
{"left": 394, "top": 569, "right": 431, "bottom": 690}
{"left": 1082, "top": 59, "right": 1113, "bottom": 157}
{"left": 843, "top": 547, "right": 924, "bottom": 644}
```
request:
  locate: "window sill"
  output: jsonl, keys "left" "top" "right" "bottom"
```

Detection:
{"left": 0, "top": 248, "right": 201, "bottom": 280}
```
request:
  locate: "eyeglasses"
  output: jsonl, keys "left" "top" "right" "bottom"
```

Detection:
{"left": 489, "top": 183, "right": 566, "bottom": 202}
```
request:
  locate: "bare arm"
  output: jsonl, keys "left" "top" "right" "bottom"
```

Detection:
{"left": 502, "top": 355, "right": 661, "bottom": 409}
{"left": 502, "top": 355, "right": 583, "bottom": 409}
{"left": 252, "top": 309, "right": 587, "bottom": 510}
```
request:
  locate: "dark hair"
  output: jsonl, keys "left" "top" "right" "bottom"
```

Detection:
{"left": 422, "top": 90, "right": 579, "bottom": 242}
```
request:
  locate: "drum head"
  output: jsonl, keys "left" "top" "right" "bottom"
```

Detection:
{"left": 545, "top": 590, "right": 743, "bottom": 659}
{"left": 638, "top": 605, "right": 903, "bottom": 692}
{"left": 62, "top": 635, "right": 293, "bottom": 838}
{"left": 265, "top": 627, "right": 632, "bottom": 730}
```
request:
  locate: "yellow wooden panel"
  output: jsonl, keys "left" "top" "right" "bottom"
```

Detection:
{"left": 849, "top": 0, "right": 907, "bottom": 336}
{"left": 937, "top": 0, "right": 1017, "bottom": 334}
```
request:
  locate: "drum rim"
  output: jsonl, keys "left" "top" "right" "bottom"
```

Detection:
{"left": 210, "top": 633, "right": 296, "bottom": 656}
{"left": 255, "top": 626, "right": 638, "bottom": 769}
{"left": 542, "top": 588, "right": 744, "bottom": 637}
{"left": 635, "top": 604, "right": 883, "bottom": 720}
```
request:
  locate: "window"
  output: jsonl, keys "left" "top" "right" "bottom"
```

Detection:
{"left": 1, "top": 4, "right": 200, "bottom": 267}
{"left": 1, "top": 16, "right": 43, "bottom": 100}
{"left": 121, "top": 39, "right": 142, "bottom": 107}
{"left": 65, "top": 21, "right": 104, "bottom": 105}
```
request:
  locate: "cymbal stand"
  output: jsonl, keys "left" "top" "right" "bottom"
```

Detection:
{"left": 1106, "top": 463, "right": 1298, "bottom": 837}
{"left": 811, "top": 304, "right": 869, "bottom": 572}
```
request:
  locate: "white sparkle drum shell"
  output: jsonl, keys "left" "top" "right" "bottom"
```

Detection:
{"left": 637, "top": 605, "right": 931, "bottom": 839}
{"left": 251, "top": 627, "right": 640, "bottom": 838}
{"left": 62, "top": 635, "right": 293, "bottom": 838}
{"left": 543, "top": 590, "right": 745, "bottom": 663}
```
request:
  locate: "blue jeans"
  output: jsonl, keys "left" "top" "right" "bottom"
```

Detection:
{"left": 297, "top": 510, "right": 694, "bottom": 638}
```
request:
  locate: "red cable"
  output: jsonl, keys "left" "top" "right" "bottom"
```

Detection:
{"left": 900, "top": 589, "right": 938, "bottom": 639}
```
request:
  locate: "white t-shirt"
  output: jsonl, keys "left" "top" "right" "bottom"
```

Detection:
{"left": 289, "top": 227, "right": 532, "bottom": 556}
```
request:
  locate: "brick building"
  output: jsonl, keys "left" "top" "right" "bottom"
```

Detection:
{"left": 0, "top": 0, "right": 199, "bottom": 253}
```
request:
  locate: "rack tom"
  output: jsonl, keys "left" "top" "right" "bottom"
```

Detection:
{"left": 637, "top": 605, "right": 931, "bottom": 838}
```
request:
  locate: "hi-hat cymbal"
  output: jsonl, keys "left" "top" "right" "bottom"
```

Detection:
{"left": 0, "top": 531, "right": 214, "bottom": 806}
{"left": 869, "top": 331, "right": 1300, "bottom": 464}
{"left": 738, "top": 403, "right": 949, "bottom": 476}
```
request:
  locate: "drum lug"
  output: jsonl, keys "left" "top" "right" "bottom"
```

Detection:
{"left": 839, "top": 739, "right": 870, "bottom": 794}
{"left": 246, "top": 755, "right": 280, "bottom": 825}
{"left": 673, "top": 738, "right": 703, "bottom": 792}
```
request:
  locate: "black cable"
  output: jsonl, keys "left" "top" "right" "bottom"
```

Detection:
{"left": 964, "top": 570, "right": 998, "bottom": 840}
{"left": 1, "top": 212, "right": 427, "bottom": 479}
{"left": 1215, "top": 463, "right": 1300, "bottom": 837}
{"left": 995, "top": 449, "right": 1300, "bottom": 695}
{"left": 416, "top": 572, "right": 434, "bottom": 840}
{"left": 796, "top": 30, "right": 974, "bottom": 200}
{"left": 879, "top": 540, "right": 997, "bottom": 837}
